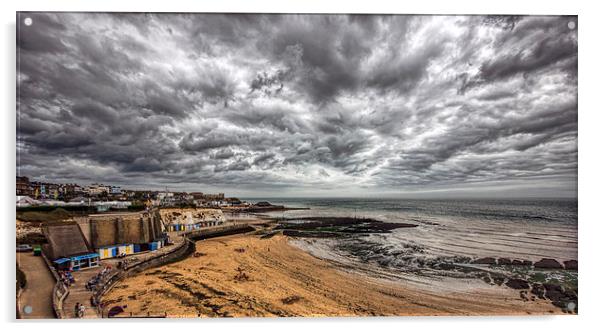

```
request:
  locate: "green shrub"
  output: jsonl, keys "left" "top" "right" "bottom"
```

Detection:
{"left": 17, "top": 208, "right": 72, "bottom": 223}
{"left": 16, "top": 265, "right": 26, "bottom": 289}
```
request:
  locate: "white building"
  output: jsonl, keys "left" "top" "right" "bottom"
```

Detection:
{"left": 86, "top": 184, "right": 110, "bottom": 196}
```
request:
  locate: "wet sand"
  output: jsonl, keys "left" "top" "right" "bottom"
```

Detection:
{"left": 101, "top": 233, "right": 561, "bottom": 317}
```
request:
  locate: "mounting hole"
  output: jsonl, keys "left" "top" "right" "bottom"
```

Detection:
{"left": 24, "top": 17, "right": 32, "bottom": 26}
{"left": 568, "top": 21, "right": 576, "bottom": 30}
{"left": 24, "top": 305, "right": 33, "bottom": 314}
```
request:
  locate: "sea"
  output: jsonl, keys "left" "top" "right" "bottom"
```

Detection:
{"left": 240, "top": 198, "right": 578, "bottom": 275}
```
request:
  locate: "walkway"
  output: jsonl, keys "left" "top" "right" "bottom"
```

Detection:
{"left": 17, "top": 252, "right": 55, "bottom": 319}
{"left": 62, "top": 266, "right": 103, "bottom": 318}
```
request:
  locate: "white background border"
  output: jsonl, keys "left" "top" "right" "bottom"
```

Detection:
{"left": 2, "top": 0, "right": 599, "bottom": 330}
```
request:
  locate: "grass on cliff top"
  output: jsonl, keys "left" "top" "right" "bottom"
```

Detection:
{"left": 17, "top": 208, "right": 72, "bottom": 223}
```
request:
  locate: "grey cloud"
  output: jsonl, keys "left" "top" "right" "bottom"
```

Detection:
{"left": 179, "top": 132, "right": 240, "bottom": 153}
{"left": 459, "top": 16, "right": 577, "bottom": 93}
{"left": 211, "top": 148, "right": 236, "bottom": 160}
{"left": 17, "top": 13, "right": 68, "bottom": 54}
{"left": 16, "top": 13, "right": 577, "bottom": 197}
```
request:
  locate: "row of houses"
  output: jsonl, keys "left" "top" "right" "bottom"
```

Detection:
{"left": 16, "top": 176, "right": 122, "bottom": 200}
{"left": 16, "top": 176, "right": 244, "bottom": 209}
{"left": 16, "top": 195, "right": 132, "bottom": 211}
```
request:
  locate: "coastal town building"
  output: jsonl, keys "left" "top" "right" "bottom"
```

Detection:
{"left": 159, "top": 208, "right": 226, "bottom": 232}
{"left": 16, "top": 176, "right": 32, "bottom": 196}
{"left": 15, "top": 176, "right": 237, "bottom": 213}
{"left": 109, "top": 186, "right": 121, "bottom": 195}
{"left": 86, "top": 183, "right": 110, "bottom": 196}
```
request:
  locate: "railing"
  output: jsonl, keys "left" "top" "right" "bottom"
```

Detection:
{"left": 40, "top": 252, "right": 69, "bottom": 319}
{"left": 52, "top": 282, "right": 69, "bottom": 318}
{"left": 16, "top": 284, "right": 23, "bottom": 319}
{"left": 186, "top": 224, "right": 254, "bottom": 240}
{"left": 93, "top": 237, "right": 194, "bottom": 317}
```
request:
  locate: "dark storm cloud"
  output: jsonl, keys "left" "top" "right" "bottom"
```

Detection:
{"left": 179, "top": 132, "right": 239, "bottom": 153}
{"left": 459, "top": 16, "right": 577, "bottom": 93}
{"left": 17, "top": 13, "right": 68, "bottom": 54}
{"left": 16, "top": 13, "right": 577, "bottom": 197}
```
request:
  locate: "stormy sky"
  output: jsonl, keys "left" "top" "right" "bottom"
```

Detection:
{"left": 16, "top": 13, "right": 577, "bottom": 198}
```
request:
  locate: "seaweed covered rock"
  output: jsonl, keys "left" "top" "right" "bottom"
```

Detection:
{"left": 506, "top": 278, "right": 530, "bottom": 290}
{"left": 497, "top": 258, "right": 512, "bottom": 265}
{"left": 472, "top": 257, "right": 496, "bottom": 265}
{"left": 531, "top": 283, "right": 546, "bottom": 299}
{"left": 492, "top": 275, "right": 505, "bottom": 286}
{"left": 481, "top": 275, "right": 493, "bottom": 285}
{"left": 543, "top": 283, "right": 577, "bottom": 310}
{"left": 563, "top": 260, "right": 578, "bottom": 270}
{"left": 534, "top": 258, "right": 563, "bottom": 269}
{"left": 511, "top": 259, "right": 532, "bottom": 266}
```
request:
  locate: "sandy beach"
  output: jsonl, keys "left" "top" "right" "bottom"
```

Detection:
{"left": 101, "top": 233, "right": 561, "bottom": 317}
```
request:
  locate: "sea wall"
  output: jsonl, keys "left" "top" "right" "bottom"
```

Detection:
{"left": 186, "top": 224, "right": 254, "bottom": 240}
{"left": 75, "top": 211, "right": 163, "bottom": 249}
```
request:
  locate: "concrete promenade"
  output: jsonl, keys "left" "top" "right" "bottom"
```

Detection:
{"left": 17, "top": 252, "right": 55, "bottom": 319}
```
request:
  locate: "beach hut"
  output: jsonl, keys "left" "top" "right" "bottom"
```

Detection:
{"left": 98, "top": 246, "right": 120, "bottom": 259}
{"left": 117, "top": 244, "right": 133, "bottom": 256}
{"left": 53, "top": 257, "right": 71, "bottom": 270}
{"left": 98, "top": 247, "right": 108, "bottom": 259}
{"left": 70, "top": 253, "right": 100, "bottom": 270}
{"left": 55, "top": 253, "right": 100, "bottom": 270}
{"left": 149, "top": 241, "right": 163, "bottom": 251}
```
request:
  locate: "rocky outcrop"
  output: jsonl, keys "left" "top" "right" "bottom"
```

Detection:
{"left": 496, "top": 258, "right": 511, "bottom": 265}
{"left": 531, "top": 283, "right": 546, "bottom": 299}
{"left": 471, "top": 257, "right": 496, "bottom": 264}
{"left": 563, "top": 260, "right": 578, "bottom": 270}
{"left": 506, "top": 278, "right": 530, "bottom": 290}
{"left": 543, "top": 283, "right": 577, "bottom": 310}
{"left": 492, "top": 275, "right": 505, "bottom": 286}
{"left": 511, "top": 259, "right": 532, "bottom": 266}
{"left": 482, "top": 276, "right": 492, "bottom": 284}
{"left": 534, "top": 258, "right": 563, "bottom": 269}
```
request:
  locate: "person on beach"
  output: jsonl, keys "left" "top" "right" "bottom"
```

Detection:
{"left": 74, "top": 302, "right": 80, "bottom": 318}
{"left": 78, "top": 304, "right": 86, "bottom": 318}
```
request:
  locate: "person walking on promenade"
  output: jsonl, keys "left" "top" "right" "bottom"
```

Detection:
{"left": 78, "top": 304, "right": 86, "bottom": 318}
